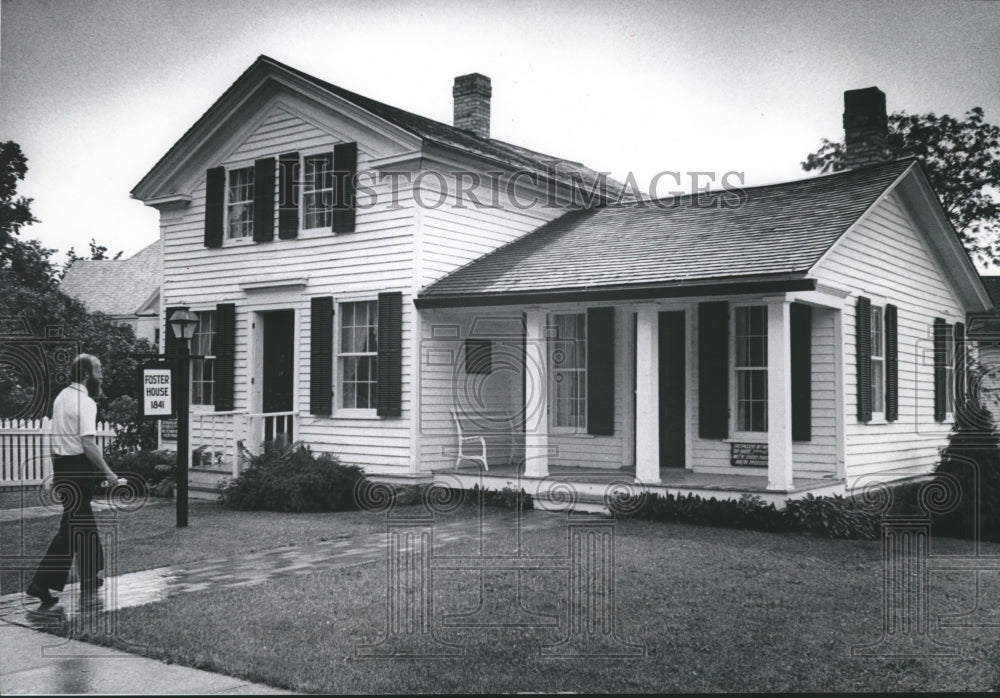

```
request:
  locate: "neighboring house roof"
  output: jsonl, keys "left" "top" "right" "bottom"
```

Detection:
{"left": 417, "top": 158, "right": 989, "bottom": 309}
{"left": 132, "top": 55, "right": 622, "bottom": 202}
{"left": 60, "top": 240, "right": 161, "bottom": 317}
{"left": 979, "top": 275, "right": 1000, "bottom": 310}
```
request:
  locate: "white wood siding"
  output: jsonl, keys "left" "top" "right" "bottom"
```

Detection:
{"left": 811, "top": 190, "right": 964, "bottom": 485}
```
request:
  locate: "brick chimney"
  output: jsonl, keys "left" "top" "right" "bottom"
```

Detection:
{"left": 843, "top": 86, "right": 888, "bottom": 168}
{"left": 453, "top": 73, "right": 491, "bottom": 139}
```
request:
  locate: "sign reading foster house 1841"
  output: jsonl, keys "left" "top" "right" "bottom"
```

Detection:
{"left": 139, "top": 364, "right": 174, "bottom": 419}
{"left": 730, "top": 442, "right": 768, "bottom": 468}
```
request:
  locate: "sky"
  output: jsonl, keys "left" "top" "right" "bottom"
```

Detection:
{"left": 1, "top": 0, "right": 999, "bottom": 263}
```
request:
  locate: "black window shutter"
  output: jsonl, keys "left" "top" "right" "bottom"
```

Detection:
{"left": 698, "top": 301, "right": 729, "bottom": 439}
{"left": 955, "top": 321, "right": 966, "bottom": 414}
{"left": 587, "top": 307, "right": 615, "bottom": 436}
{"left": 278, "top": 152, "right": 299, "bottom": 239}
{"left": 376, "top": 291, "right": 402, "bottom": 417}
{"left": 213, "top": 303, "right": 236, "bottom": 412}
{"left": 885, "top": 304, "right": 899, "bottom": 421}
{"left": 253, "top": 157, "right": 275, "bottom": 243}
{"left": 310, "top": 296, "right": 333, "bottom": 415}
{"left": 933, "top": 317, "right": 947, "bottom": 422}
{"left": 856, "top": 296, "right": 872, "bottom": 422}
{"left": 332, "top": 142, "right": 357, "bottom": 234}
{"left": 164, "top": 306, "right": 184, "bottom": 356}
{"left": 204, "top": 167, "right": 225, "bottom": 248}
{"left": 790, "top": 303, "right": 812, "bottom": 441}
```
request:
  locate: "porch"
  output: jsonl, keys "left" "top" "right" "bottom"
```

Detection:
{"left": 433, "top": 463, "right": 847, "bottom": 511}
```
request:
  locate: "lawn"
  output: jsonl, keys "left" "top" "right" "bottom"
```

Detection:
{"left": 5, "top": 496, "right": 1000, "bottom": 693}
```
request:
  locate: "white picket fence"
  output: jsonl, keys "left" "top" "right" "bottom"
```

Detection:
{"left": 0, "top": 418, "right": 117, "bottom": 484}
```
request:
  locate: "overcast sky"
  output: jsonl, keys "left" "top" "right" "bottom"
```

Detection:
{"left": 2, "top": 0, "right": 998, "bottom": 262}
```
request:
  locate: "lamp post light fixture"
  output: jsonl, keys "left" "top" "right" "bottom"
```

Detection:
{"left": 168, "top": 307, "right": 199, "bottom": 528}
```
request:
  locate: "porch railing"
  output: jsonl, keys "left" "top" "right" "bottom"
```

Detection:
{"left": 188, "top": 411, "right": 296, "bottom": 477}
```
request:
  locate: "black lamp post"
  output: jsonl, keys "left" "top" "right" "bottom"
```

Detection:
{"left": 168, "top": 308, "right": 199, "bottom": 528}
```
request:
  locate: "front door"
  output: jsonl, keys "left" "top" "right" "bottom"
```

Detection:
{"left": 658, "top": 311, "right": 685, "bottom": 468}
{"left": 261, "top": 310, "right": 294, "bottom": 445}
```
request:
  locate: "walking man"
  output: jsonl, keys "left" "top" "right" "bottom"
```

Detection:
{"left": 26, "top": 354, "right": 124, "bottom": 605}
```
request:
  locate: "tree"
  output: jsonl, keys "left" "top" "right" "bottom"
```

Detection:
{"left": 803, "top": 108, "right": 1000, "bottom": 266}
{"left": 0, "top": 141, "right": 55, "bottom": 288}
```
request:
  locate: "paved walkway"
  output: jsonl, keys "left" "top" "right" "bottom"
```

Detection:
{"left": 0, "top": 505, "right": 567, "bottom": 694}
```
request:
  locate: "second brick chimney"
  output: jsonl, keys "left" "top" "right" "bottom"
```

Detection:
{"left": 843, "top": 86, "right": 888, "bottom": 168}
{"left": 453, "top": 73, "right": 492, "bottom": 139}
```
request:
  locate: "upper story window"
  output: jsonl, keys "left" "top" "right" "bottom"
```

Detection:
{"left": 303, "top": 153, "right": 334, "bottom": 229}
{"left": 734, "top": 305, "right": 768, "bottom": 433}
{"left": 549, "top": 313, "right": 587, "bottom": 430}
{"left": 191, "top": 310, "right": 216, "bottom": 406}
{"left": 871, "top": 305, "right": 885, "bottom": 415}
{"left": 227, "top": 166, "right": 254, "bottom": 239}
{"left": 339, "top": 300, "right": 378, "bottom": 410}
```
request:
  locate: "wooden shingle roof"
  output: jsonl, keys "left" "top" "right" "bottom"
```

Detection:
{"left": 417, "top": 159, "right": 918, "bottom": 306}
{"left": 60, "top": 240, "right": 160, "bottom": 316}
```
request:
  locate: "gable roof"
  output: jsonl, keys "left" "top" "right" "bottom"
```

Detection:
{"left": 60, "top": 240, "right": 161, "bottom": 317}
{"left": 417, "top": 160, "right": 915, "bottom": 305}
{"left": 133, "top": 55, "right": 621, "bottom": 201}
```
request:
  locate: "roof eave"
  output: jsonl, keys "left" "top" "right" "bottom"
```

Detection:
{"left": 415, "top": 274, "right": 815, "bottom": 309}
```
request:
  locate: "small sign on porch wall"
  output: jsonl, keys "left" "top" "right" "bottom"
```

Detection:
{"left": 161, "top": 420, "right": 178, "bottom": 441}
{"left": 730, "top": 442, "right": 768, "bottom": 468}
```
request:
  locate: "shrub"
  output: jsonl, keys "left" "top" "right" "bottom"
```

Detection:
{"left": 782, "top": 493, "right": 880, "bottom": 540}
{"left": 219, "top": 442, "right": 366, "bottom": 512}
{"left": 105, "top": 449, "right": 176, "bottom": 497}
{"left": 103, "top": 395, "right": 157, "bottom": 457}
{"left": 933, "top": 362, "right": 1000, "bottom": 541}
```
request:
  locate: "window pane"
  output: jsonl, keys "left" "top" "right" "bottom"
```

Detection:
{"left": 549, "top": 313, "right": 587, "bottom": 428}
{"left": 872, "top": 359, "right": 884, "bottom": 413}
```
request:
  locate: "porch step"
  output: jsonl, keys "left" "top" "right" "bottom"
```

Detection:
{"left": 533, "top": 490, "right": 611, "bottom": 515}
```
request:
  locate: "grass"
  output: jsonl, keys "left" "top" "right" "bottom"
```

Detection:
{"left": 6, "top": 495, "right": 1000, "bottom": 692}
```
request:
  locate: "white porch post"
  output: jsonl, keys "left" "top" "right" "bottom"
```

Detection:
{"left": 634, "top": 305, "right": 660, "bottom": 483}
{"left": 767, "top": 299, "right": 794, "bottom": 490}
{"left": 523, "top": 307, "right": 549, "bottom": 478}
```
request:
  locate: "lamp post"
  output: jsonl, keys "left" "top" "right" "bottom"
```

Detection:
{"left": 168, "top": 308, "right": 199, "bottom": 528}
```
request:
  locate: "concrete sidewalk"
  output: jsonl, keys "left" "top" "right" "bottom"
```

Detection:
{"left": 0, "top": 621, "right": 293, "bottom": 694}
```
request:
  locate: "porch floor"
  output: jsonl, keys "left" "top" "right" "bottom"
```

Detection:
{"left": 435, "top": 462, "right": 845, "bottom": 505}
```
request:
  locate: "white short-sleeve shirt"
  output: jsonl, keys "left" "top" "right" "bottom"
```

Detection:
{"left": 50, "top": 383, "right": 97, "bottom": 456}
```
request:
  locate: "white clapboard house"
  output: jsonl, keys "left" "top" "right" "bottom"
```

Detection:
{"left": 132, "top": 56, "right": 991, "bottom": 503}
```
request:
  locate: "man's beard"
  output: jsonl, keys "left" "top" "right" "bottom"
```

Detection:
{"left": 85, "top": 376, "right": 103, "bottom": 400}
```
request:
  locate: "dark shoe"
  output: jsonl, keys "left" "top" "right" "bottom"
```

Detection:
{"left": 26, "top": 583, "right": 58, "bottom": 606}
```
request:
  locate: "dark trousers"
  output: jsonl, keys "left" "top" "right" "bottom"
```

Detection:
{"left": 30, "top": 455, "right": 105, "bottom": 591}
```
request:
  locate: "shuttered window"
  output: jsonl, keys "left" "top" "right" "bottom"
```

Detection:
{"left": 339, "top": 300, "right": 379, "bottom": 410}
{"left": 856, "top": 296, "right": 872, "bottom": 422}
{"left": 278, "top": 152, "right": 300, "bottom": 239}
{"left": 885, "top": 304, "right": 899, "bottom": 421}
{"left": 734, "top": 305, "right": 768, "bottom": 433}
{"left": 226, "top": 167, "right": 255, "bottom": 240}
{"left": 790, "top": 303, "right": 811, "bottom": 441}
{"left": 933, "top": 317, "right": 947, "bottom": 422}
{"left": 310, "top": 296, "right": 333, "bottom": 415}
{"left": 376, "top": 291, "right": 403, "bottom": 417}
{"left": 955, "top": 321, "right": 966, "bottom": 412}
{"left": 944, "top": 323, "right": 956, "bottom": 417}
{"left": 871, "top": 305, "right": 885, "bottom": 415}
{"left": 698, "top": 301, "right": 729, "bottom": 439}
{"left": 587, "top": 307, "right": 615, "bottom": 436}
{"left": 549, "top": 313, "right": 587, "bottom": 430}
{"left": 252, "top": 157, "right": 275, "bottom": 242}
{"left": 332, "top": 142, "right": 358, "bottom": 234}
{"left": 213, "top": 303, "right": 235, "bottom": 412}
{"left": 204, "top": 168, "right": 225, "bottom": 248}
{"left": 303, "top": 153, "right": 335, "bottom": 229}
{"left": 191, "top": 310, "right": 216, "bottom": 406}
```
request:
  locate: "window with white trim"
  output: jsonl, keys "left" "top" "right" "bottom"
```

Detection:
{"left": 549, "top": 313, "right": 587, "bottom": 429}
{"left": 339, "top": 300, "right": 378, "bottom": 409}
{"left": 734, "top": 305, "right": 767, "bottom": 432}
{"left": 227, "top": 166, "right": 254, "bottom": 239}
{"left": 871, "top": 305, "right": 885, "bottom": 415}
{"left": 191, "top": 310, "right": 216, "bottom": 406}
{"left": 303, "top": 153, "right": 334, "bottom": 229}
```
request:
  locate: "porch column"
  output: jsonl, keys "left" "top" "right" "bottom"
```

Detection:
{"left": 767, "top": 299, "right": 794, "bottom": 490}
{"left": 634, "top": 305, "right": 660, "bottom": 483}
{"left": 523, "top": 307, "right": 549, "bottom": 478}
